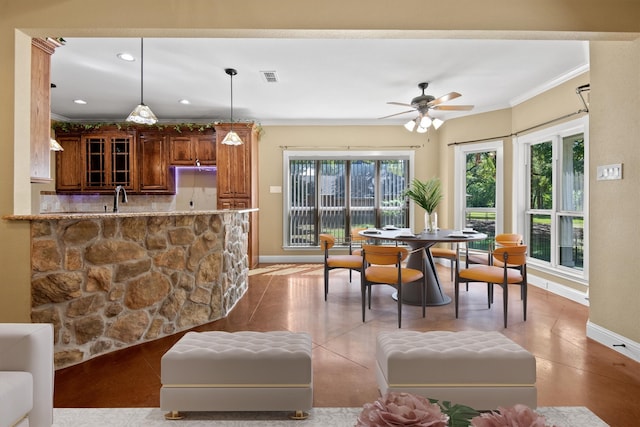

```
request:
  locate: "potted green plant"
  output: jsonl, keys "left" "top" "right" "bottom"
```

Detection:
{"left": 404, "top": 177, "right": 443, "bottom": 232}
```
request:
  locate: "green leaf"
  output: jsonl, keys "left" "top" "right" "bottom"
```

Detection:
{"left": 428, "top": 398, "right": 480, "bottom": 427}
{"left": 403, "top": 177, "right": 443, "bottom": 214}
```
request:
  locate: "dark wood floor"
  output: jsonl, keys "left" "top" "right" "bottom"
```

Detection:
{"left": 54, "top": 263, "right": 640, "bottom": 426}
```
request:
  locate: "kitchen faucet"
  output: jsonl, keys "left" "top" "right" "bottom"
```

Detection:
{"left": 113, "top": 185, "right": 128, "bottom": 212}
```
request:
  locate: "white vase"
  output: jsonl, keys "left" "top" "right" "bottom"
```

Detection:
{"left": 424, "top": 211, "right": 438, "bottom": 233}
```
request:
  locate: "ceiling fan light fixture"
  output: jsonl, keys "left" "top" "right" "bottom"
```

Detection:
{"left": 416, "top": 125, "right": 428, "bottom": 134}
{"left": 126, "top": 38, "right": 157, "bottom": 125}
{"left": 404, "top": 119, "right": 417, "bottom": 132}
{"left": 419, "top": 115, "right": 432, "bottom": 128}
{"left": 432, "top": 118, "right": 444, "bottom": 130}
{"left": 222, "top": 68, "right": 243, "bottom": 146}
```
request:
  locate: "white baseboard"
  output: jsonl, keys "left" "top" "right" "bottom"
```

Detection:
{"left": 527, "top": 274, "right": 589, "bottom": 306}
{"left": 586, "top": 321, "right": 640, "bottom": 364}
{"left": 260, "top": 255, "right": 323, "bottom": 264}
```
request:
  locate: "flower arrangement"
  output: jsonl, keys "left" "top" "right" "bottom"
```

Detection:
{"left": 356, "top": 392, "right": 556, "bottom": 427}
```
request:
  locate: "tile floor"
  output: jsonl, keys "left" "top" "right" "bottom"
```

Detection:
{"left": 54, "top": 263, "right": 640, "bottom": 426}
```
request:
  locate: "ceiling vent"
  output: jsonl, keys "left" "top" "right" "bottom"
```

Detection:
{"left": 260, "top": 70, "right": 279, "bottom": 83}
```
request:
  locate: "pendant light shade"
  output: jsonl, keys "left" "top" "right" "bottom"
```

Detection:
{"left": 126, "top": 38, "right": 157, "bottom": 125}
{"left": 221, "top": 68, "right": 243, "bottom": 146}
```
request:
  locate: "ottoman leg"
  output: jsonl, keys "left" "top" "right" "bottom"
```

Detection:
{"left": 289, "top": 410, "right": 309, "bottom": 420}
{"left": 164, "top": 410, "right": 184, "bottom": 420}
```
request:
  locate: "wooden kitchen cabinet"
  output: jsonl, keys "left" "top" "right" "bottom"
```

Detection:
{"left": 139, "top": 132, "right": 174, "bottom": 193}
{"left": 169, "top": 131, "right": 215, "bottom": 166}
{"left": 82, "top": 131, "right": 137, "bottom": 191}
{"left": 216, "top": 123, "right": 259, "bottom": 268}
{"left": 30, "top": 38, "right": 61, "bottom": 183}
{"left": 55, "top": 136, "right": 82, "bottom": 191}
{"left": 54, "top": 124, "right": 214, "bottom": 194}
{"left": 216, "top": 125, "right": 256, "bottom": 200}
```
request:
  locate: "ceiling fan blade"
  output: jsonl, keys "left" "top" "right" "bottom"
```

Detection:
{"left": 427, "top": 92, "right": 462, "bottom": 107}
{"left": 387, "top": 101, "right": 414, "bottom": 108}
{"left": 432, "top": 105, "right": 474, "bottom": 111}
{"left": 378, "top": 110, "right": 416, "bottom": 119}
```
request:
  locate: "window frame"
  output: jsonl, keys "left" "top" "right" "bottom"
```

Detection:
{"left": 454, "top": 140, "right": 504, "bottom": 237}
{"left": 514, "top": 116, "right": 589, "bottom": 282}
{"left": 282, "top": 150, "right": 415, "bottom": 249}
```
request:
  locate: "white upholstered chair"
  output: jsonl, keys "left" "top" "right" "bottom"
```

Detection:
{"left": 0, "top": 323, "right": 54, "bottom": 427}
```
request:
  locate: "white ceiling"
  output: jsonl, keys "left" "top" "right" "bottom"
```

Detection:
{"left": 50, "top": 38, "right": 589, "bottom": 126}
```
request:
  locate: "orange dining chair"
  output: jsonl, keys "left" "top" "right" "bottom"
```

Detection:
{"left": 430, "top": 244, "right": 458, "bottom": 281}
{"left": 463, "top": 233, "right": 523, "bottom": 267}
{"left": 461, "top": 232, "right": 523, "bottom": 291}
{"left": 454, "top": 244, "right": 528, "bottom": 328}
{"left": 348, "top": 227, "right": 368, "bottom": 256}
{"left": 319, "top": 234, "right": 363, "bottom": 301}
{"left": 361, "top": 245, "right": 426, "bottom": 328}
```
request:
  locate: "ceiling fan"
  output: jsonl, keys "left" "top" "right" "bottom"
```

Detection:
{"left": 381, "top": 82, "right": 474, "bottom": 133}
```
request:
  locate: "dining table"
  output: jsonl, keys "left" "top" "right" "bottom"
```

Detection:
{"left": 359, "top": 228, "right": 488, "bottom": 306}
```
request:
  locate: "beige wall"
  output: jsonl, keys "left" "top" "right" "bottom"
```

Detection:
{"left": 589, "top": 40, "right": 640, "bottom": 342}
{"left": 2, "top": 1, "right": 640, "bottom": 347}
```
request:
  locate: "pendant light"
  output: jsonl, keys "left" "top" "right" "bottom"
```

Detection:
{"left": 126, "top": 38, "right": 158, "bottom": 125}
{"left": 221, "top": 68, "right": 243, "bottom": 146}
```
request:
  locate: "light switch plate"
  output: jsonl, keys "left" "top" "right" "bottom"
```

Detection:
{"left": 270, "top": 186, "right": 282, "bottom": 193}
{"left": 596, "top": 163, "right": 622, "bottom": 181}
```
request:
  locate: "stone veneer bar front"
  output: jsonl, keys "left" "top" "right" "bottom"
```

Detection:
{"left": 4, "top": 209, "right": 255, "bottom": 369}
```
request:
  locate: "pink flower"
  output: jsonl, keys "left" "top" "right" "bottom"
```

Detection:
{"left": 356, "top": 392, "right": 449, "bottom": 427}
{"left": 470, "top": 404, "right": 556, "bottom": 427}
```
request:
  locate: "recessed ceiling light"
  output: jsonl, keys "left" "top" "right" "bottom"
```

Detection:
{"left": 179, "top": 99, "right": 190, "bottom": 105}
{"left": 73, "top": 99, "right": 87, "bottom": 105}
{"left": 117, "top": 52, "right": 135, "bottom": 62}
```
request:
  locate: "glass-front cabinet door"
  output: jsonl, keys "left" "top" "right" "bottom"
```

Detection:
{"left": 82, "top": 132, "right": 135, "bottom": 190}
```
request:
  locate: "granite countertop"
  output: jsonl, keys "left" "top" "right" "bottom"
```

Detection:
{"left": 3, "top": 208, "right": 259, "bottom": 221}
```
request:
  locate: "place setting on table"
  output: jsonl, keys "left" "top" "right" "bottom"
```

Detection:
{"left": 359, "top": 226, "right": 487, "bottom": 306}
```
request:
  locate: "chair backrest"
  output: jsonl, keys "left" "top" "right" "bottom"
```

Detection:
{"left": 350, "top": 228, "right": 368, "bottom": 243}
{"left": 319, "top": 234, "right": 335, "bottom": 250}
{"left": 492, "top": 245, "right": 527, "bottom": 266}
{"left": 362, "top": 245, "right": 408, "bottom": 266}
{"left": 495, "top": 233, "right": 523, "bottom": 247}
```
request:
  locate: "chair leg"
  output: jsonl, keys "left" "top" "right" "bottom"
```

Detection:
{"left": 397, "top": 285, "right": 402, "bottom": 328}
{"left": 490, "top": 283, "right": 494, "bottom": 304}
{"left": 487, "top": 283, "right": 491, "bottom": 309}
{"left": 324, "top": 267, "right": 329, "bottom": 301}
{"left": 454, "top": 278, "right": 460, "bottom": 319}
{"left": 421, "top": 280, "right": 426, "bottom": 318}
{"left": 361, "top": 282, "right": 367, "bottom": 323}
{"left": 503, "top": 283, "right": 508, "bottom": 328}
{"left": 523, "top": 283, "right": 528, "bottom": 321}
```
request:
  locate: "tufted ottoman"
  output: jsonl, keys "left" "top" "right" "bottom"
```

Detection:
{"left": 160, "top": 331, "right": 312, "bottom": 420}
{"left": 376, "top": 331, "right": 536, "bottom": 410}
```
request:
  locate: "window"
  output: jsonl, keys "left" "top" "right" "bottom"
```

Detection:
{"left": 284, "top": 151, "right": 412, "bottom": 247}
{"left": 454, "top": 141, "right": 504, "bottom": 251}
{"left": 515, "top": 117, "right": 588, "bottom": 279}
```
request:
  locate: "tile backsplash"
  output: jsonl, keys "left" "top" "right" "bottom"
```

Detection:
{"left": 39, "top": 193, "right": 177, "bottom": 213}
